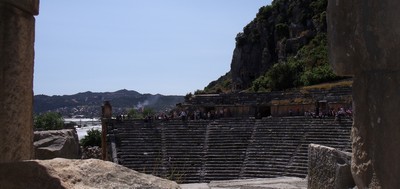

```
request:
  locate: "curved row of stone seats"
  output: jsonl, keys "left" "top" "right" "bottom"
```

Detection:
{"left": 203, "top": 120, "right": 255, "bottom": 182}
{"left": 107, "top": 116, "right": 351, "bottom": 183}
{"left": 111, "top": 120, "right": 164, "bottom": 176}
{"left": 240, "top": 117, "right": 351, "bottom": 179}
{"left": 162, "top": 120, "right": 208, "bottom": 183}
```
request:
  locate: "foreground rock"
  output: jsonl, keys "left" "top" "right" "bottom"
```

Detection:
{"left": 0, "top": 158, "right": 180, "bottom": 189}
{"left": 34, "top": 129, "right": 81, "bottom": 159}
{"left": 81, "top": 146, "right": 102, "bottom": 159}
{"left": 308, "top": 144, "right": 354, "bottom": 189}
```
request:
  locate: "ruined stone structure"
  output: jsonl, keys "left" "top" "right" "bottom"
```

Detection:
{"left": 328, "top": 1, "right": 400, "bottom": 188}
{"left": 101, "top": 101, "right": 112, "bottom": 160}
{"left": 183, "top": 84, "right": 352, "bottom": 118}
{"left": 0, "top": 0, "right": 39, "bottom": 162}
{"left": 107, "top": 117, "right": 352, "bottom": 183}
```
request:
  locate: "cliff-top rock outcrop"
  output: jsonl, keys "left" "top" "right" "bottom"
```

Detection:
{"left": 202, "top": 0, "right": 340, "bottom": 93}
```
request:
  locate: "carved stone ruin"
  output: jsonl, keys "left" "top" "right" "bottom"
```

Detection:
{"left": 101, "top": 101, "right": 112, "bottom": 160}
{"left": 0, "top": 0, "right": 39, "bottom": 162}
{"left": 328, "top": 0, "right": 400, "bottom": 188}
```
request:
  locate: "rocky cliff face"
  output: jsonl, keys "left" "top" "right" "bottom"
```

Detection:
{"left": 231, "top": 0, "right": 327, "bottom": 91}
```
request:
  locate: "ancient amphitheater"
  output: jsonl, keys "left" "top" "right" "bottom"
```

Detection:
{"left": 106, "top": 117, "right": 352, "bottom": 184}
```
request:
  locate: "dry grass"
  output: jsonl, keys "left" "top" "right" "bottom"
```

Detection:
{"left": 302, "top": 79, "right": 353, "bottom": 90}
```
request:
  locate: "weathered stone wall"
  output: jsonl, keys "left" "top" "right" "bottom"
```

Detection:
{"left": 0, "top": 0, "right": 39, "bottom": 162}
{"left": 185, "top": 86, "right": 351, "bottom": 118}
{"left": 328, "top": 0, "right": 400, "bottom": 188}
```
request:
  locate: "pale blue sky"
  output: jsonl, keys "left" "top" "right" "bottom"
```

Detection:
{"left": 34, "top": 1, "right": 272, "bottom": 96}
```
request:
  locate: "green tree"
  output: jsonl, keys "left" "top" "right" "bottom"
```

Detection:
{"left": 184, "top": 93, "right": 193, "bottom": 101}
{"left": 300, "top": 64, "right": 337, "bottom": 85}
{"left": 265, "top": 59, "right": 303, "bottom": 91}
{"left": 80, "top": 129, "right": 101, "bottom": 147}
{"left": 127, "top": 107, "right": 155, "bottom": 119}
{"left": 142, "top": 108, "right": 155, "bottom": 118}
{"left": 127, "top": 108, "right": 143, "bottom": 119}
{"left": 34, "top": 112, "right": 64, "bottom": 130}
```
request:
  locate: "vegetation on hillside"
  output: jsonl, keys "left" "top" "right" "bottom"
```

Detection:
{"left": 197, "top": 72, "right": 232, "bottom": 94}
{"left": 250, "top": 33, "right": 341, "bottom": 92}
{"left": 34, "top": 112, "right": 64, "bottom": 130}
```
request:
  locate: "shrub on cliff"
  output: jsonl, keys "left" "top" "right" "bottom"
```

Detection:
{"left": 80, "top": 129, "right": 101, "bottom": 147}
{"left": 34, "top": 112, "right": 64, "bottom": 130}
{"left": 300, "top": 64, "right": 337, "bottom": 85}
{"left": 251, "top": 33, "right": 342, "bottom": 92}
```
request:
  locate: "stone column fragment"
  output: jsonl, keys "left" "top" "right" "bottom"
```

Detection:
{"left": 101, "top": 101, "right": 112, "bottom": 160}
{"left": 328, "top": 0, "right": 400, "bottom": 188}
{"left": 0, "top": 0, "right": 39, "bottom": 162}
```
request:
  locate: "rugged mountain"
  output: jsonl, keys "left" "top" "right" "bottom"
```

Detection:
{"left": 34, "top": 89, "right": 184, "bottom": 118}
{"left": 202, "top": 0, "right": 340, "bottom": 93}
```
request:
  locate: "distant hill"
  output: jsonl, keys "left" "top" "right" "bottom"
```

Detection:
{"left": 34, "top": 89, "right": 184, "bottom": 118}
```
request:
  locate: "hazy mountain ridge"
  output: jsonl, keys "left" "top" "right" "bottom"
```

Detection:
{"left": 34, "top": 89, "right": 184, "bottom": 118}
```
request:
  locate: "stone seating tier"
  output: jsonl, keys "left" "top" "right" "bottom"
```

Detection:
{"left": 107, "top": 117, "right": 351, "bottom": 183}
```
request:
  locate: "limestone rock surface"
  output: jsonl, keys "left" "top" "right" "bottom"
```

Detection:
{"left": 230, "top": 0, "right": 326, "bottom": 91}
{"left": 308, "top": 144, "right": 354, "bottom": 189}
{"left": 34, "top": 129, "right": 80, "bottom": 159}
{"left": 0, "top": 158, "right": 180, "bottom": 189}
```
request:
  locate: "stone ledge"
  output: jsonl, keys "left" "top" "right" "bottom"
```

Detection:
{"left": 0, "top": 0, "right": 39, "bottom": 15}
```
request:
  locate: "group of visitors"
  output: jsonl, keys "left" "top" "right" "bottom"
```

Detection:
{"left": 302, "top": 107, "right": 352, "bottom": 120}
{"left": 178, "top": 109, "right": 226, "bottom": 121}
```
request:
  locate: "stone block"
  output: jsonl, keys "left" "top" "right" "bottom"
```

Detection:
{"left": 34, "top": 129, "right": 81, "bottom": 160}
{"left": 308, "top": 144, "right": 355, "bottom": 189}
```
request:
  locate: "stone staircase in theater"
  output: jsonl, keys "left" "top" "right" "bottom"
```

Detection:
{"left": 107, "top": 117, "right": 352, "bottom": 183}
